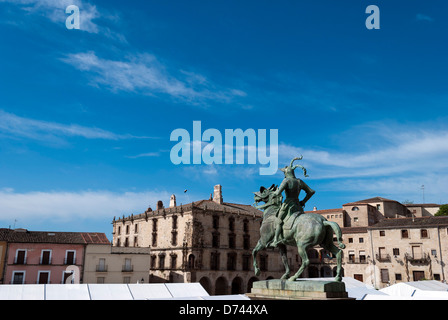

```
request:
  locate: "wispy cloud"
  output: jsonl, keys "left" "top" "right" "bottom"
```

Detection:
{"left": 416, "top": 14, "right": 434, "bottom": 22}
{"left": 0, "top": 189, "right": 171, "bottom": 223}
{"left": 61, "top": 51, "right": 247, "bottom": 106}
{"left": 0, "top": 110, "right": 153, "bottom": 143}
{"left": 0, "top": 0, "right": 100, "bottom": 33}
{"left": 279, "top": 126, "right": 448, "bottom": 179}
{"left": 278, "top": 122, "right": 448, "bottom": 202}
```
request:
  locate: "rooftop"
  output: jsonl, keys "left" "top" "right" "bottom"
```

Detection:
{"left": 0, "top": 228, "right": 110, "bottom": 244}
{"left": 368, "top": 216, "right": 448, "bottom": 229}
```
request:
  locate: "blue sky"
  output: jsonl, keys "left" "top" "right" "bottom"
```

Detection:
{"left": 0, "top": 0, "right": 447, "bottom": 239}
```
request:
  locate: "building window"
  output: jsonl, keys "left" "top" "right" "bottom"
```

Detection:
{"left": 211, "top": 252, "right": 220, "bottom": 270}
{"left": 401, "top": 230, "right": 409, "bottom": 239}
{"left": 171, "top": 254, "right": 177, "bottom": 269}
{"left": 348, "top": 238, "right": 353, "bottom": 243}
{"left": 229, "top": 217, "right": 235, "bottom": 232}
{"left": 213, "top": 216, "right": 219, "bottom": 229}
{"left": 15, "top": 250, "right": 27, "bottom": 265}
{"left": 376, "top": 204, "right": 381, "bottom": 211}
{"left": 359, "top": 238, "right": 364, "bottom": 243}
{"left": 123, "top": 258, "right": 133, "bottom": 272}
{"left": 243, "top": 234, "right": 250, "bottom": 250}
{"left": 158, "top": 254, "right": 165, "bottom": 270}
{"left": 124, "top": 237, "right": 129, "bottom": 247}
{"left": 379, "top": 230, "right": 385, "bottom": 237}
{"left": 152, "top": 219, "right": 158, "bottom": 232}
{"left": 152, "top": 233, "right": 157, "bottom": 247}
{"left": 37, "top": 271, "right": 50, "bottom": 284}
{"left": 228, "top": 233, "right": 236, "bottom": 249}
{"left": 393, "top": 248, "right": 400, "bottom": 256}
{"left": 65, "top": 250, "right": 76, "bottom": 265}
{"left": 352, "top": 206, "right": 359, "bottom": 211}
{"left": 212, "top": 232, "right": 220, "bottom": 248}
{"left": 123, "top": 277, "right": 131, "bottom": 284}
{"left": 126, "top": 225, "right": 130, "bottom": 235}
{"left": 243, "top": 219, "right": 249, "bottom": 233}
{"left": 188, "top": 254, "right": 195, "bottom": 269}
{"left": 117, "top": 226, "right": 121, "bottom": 234}
{"left": 12, "top": 271, "right": 25, "bottom": 284}
{"left": 171, "top": 231, "right": 178, "bottom": 246}
{"left": 380, "top": 269, "right": 390, "bottom": 283}
{"left": 242, "top": 254, "right": 251, "bottom": 271}
{"left": 420, "top": 229, "right": 428, "bottom": 238}
{"left": 227, "top": 252, "right": 237, "bottom": 271}
{"left": 134, "top": 236, "right": 138, "bottom": 247}
{"left": 150, "top": 255, "right": 156, "bottom": 269}
{"left": 134, "top": 223, "right": 138, "bottom": 233}
{"left": 116, "top": 238, "right": 121, "bottom": 247}
{"left": 97, "top": 258, "right": 107, "bottom": 272}
{"left": 97, "top": 277, "right": 105, "bottom": 284}
{"left": 40, "top": 250, "right": 52, "bottom": 265}
{"left": 353, "top": 217, "right": 359, "bottom": 222}
{"left": 395, "top": 273, "right": 402, "bottom": 281}
{"left": 63, "top": 271, "right": 74, "bottom": 284}
{"left": 172, "top": 215, "right": 178, "bottom": 229}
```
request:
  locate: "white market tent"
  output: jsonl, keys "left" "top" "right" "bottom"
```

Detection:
{"left": 0, "top": 283, "right": 248, "bottom": 300}
{"left": 376, "top": 280, "right": 448, "bottom": 300}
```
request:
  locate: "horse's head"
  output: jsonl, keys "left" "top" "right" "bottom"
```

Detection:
{"left": 253, "top": 184, "right": 282, "bottom": 211}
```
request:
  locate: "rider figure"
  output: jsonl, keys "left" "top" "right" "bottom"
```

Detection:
{"left": 271, "top": 157, "right": 315, "bottom": 247}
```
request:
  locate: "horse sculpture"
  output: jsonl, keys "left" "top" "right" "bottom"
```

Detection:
{"left": 252, "top": 184, "right": 346, "bottom": 282}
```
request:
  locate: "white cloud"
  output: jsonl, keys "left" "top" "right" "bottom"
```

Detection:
{"left": 279, "top": 126, "right": 448, "bottom": 179}
{"left": 0, "top": 0, "right": 100, "bottom": 33}
{"left": 61, "top": 51, "right": 247, "bottom": 105}
{"left": 0, "top": 189, "right": 172, "bottom": 223}
{"left": 0, "top": 110, "right": 153, "bottom": 143}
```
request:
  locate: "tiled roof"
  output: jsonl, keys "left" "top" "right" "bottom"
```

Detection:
{"left": 343, "top": 196, "right": 399, "bottom": 206}
{"left": 368, "top": 216, "right": 448, "bottom": 229}
{"left": 305, "top": 208, "right": 344, "bottom": 214}
{"left": 0, "top": 228, "right": 110, "bottom": 244}
{"left": 404, "top": 203, "right": 440, "bottom": 207}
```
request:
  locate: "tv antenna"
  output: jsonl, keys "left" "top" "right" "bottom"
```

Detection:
{"left": 421, "top": 185, "right": 425, "bottom": 204}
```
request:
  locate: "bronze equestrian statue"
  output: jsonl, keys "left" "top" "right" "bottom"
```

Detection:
{"left": 252, "top": 157, "right": 345, "bottom": 282}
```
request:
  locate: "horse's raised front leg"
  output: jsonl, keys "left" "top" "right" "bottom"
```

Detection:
{"left": 278, "top": 244, "right": 290, "bottom": 280}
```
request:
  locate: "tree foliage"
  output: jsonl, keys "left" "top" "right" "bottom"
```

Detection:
{"left": 435, "top": 204, "right": 448, "bottom": 216}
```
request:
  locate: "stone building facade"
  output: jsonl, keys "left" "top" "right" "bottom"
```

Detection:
{"left": 112, "top": 185, "right": 294, "bottom": 295}
{"left": 307, "top": 197, "right": 445, "bottom": 289}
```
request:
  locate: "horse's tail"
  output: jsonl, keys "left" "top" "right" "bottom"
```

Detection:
{"left": 323, "top": 221, "right": 346, "bottom": 249}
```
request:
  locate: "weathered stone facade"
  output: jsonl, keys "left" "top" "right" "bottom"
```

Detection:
{"left": 112, "top": 185, "right": 295, "bottom": 295}
{"left": 308, "top": 197, "right": 445, "bottom": 289}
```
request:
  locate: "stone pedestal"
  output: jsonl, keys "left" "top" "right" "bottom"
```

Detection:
{"left": 247, "top": 279, "right": 352, "bottom": 300}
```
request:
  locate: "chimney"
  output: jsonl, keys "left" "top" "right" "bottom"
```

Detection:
{"left": 170, "top": 194, "right": 176, "bottom": 208}
{"left": 213, "top": 185, "right": 223, "bottom": 204}
{"left": 157, "top": 200, "right": 164, "bottom": 210}
{"left": 313, "top": 207, "right": 317, "bottom": 211}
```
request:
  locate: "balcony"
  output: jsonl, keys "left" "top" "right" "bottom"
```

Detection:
{"left": 122, "top": 265, "right": 134, "bottom": 272}
{"left": 96, "top": 265, "right": 108, "bottom": 272}
{"left": 346, "top": 257, "right": 368, "bottom": 264}
{"left": 376, "top": 254, "right": 391, "bottom": 262}
{"left": 405, "top": 253, "right": 430, "bottom": 265}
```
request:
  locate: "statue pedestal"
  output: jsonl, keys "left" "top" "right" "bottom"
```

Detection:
{"left": 247, "top": 279, "right": 352, "bottom": 300}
